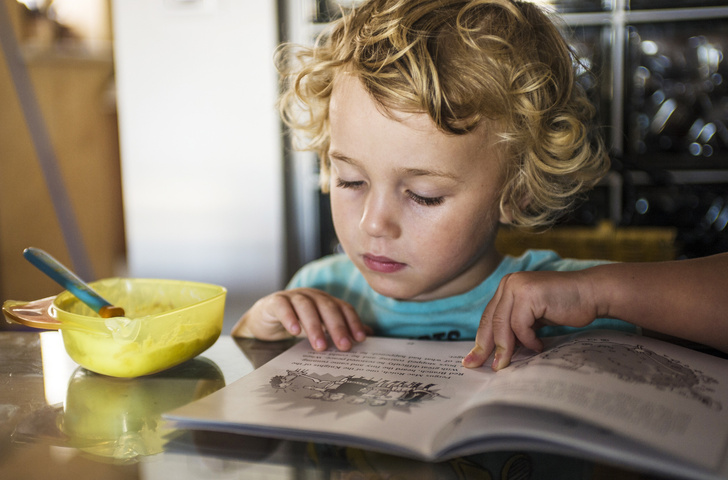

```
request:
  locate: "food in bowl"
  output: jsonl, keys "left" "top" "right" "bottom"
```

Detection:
{"left": 4, "top": 278, "right": 226, "bottom": 377}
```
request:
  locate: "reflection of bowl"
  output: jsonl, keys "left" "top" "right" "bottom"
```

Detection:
{"left": 60, "top": 358, "right": 225, "bottom": 461}
{"left": 4, "top": 278, "right": 226, "bottom": 377}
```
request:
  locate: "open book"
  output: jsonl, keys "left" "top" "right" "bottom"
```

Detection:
{"left": 166, "top": 330, "right": 728, "bottom": 480}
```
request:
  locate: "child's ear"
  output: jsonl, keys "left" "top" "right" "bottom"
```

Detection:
{"left": 499, "top": 204, "right": 514, "bottom": 225}
{"left": 499, "top": 194, "right": 531, "bottom": 224}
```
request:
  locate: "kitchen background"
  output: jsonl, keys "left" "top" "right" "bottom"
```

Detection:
{"left": 1, "top": 0, "right": 727, "bottom": 333}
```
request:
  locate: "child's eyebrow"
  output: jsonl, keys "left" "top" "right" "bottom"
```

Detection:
{"left": 329, "top": 150, "right": 461, "bottom": 181}
{"left": 329, "top": 150, "right": 358, "bottom": 165}
{"left": 397, "top": 166, "right": 461, "bottom": 181}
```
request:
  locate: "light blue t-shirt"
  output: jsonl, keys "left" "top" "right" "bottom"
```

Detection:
{"left": 287, "top": 249, "right": 637, "bottom": 341}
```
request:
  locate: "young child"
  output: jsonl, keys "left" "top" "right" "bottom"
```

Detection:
{"left": 232, "top": 0, "right": 640, "bottom": 350}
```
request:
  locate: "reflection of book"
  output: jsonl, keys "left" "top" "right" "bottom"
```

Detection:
{"left": 166, "top": 330, "right": 728, "bottom": 480}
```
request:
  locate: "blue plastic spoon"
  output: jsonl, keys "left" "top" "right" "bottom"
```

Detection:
{"left": 23, "top": 247, "right": 125, "bottom": 318}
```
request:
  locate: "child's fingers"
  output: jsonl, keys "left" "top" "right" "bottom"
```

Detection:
{"left": 288, "top": 291, "right": 330, "bottom": 351}
{"left": 340, "top": 301, "right": 369, "bottom": 342}
{"left": 233, "top": 289, "right": 367, "bottom": 350}
{"left": 264, "top": 293, "right": 304, "bottom": 336}
{"left": 234, "top": 294, "right": 302, "bottom": 340}
{"left": 313, "top": 294, "right": 358, "bottom": 351}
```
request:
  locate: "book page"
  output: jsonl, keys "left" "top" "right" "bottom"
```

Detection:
{"left": 166, "top": 337, "right": 495, "bottom": 459}
{"left": 467, "top": 330, "right": 728, "bottom": 471}
{"left": 432, "top": 403, "right": 726, "bottom": 480}
{"left": 166, "top": 331, "right": 728, "bottom": 473}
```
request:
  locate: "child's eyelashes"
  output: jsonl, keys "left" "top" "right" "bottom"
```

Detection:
{"left": 336, "top": 178, "right": 444, "bottom": 207}
{"left": 406, "top": 191, "right": 445, "bottom": 207}
{"left": 336, "top": 178, "right": 365, "bottom": 189}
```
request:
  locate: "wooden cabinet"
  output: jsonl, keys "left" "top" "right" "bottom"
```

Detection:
{"left": 0, "top": 1, "right": 124, "bottom": 314}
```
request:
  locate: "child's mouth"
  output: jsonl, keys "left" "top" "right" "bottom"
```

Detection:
{"left": 362, "top": 254, "right": 407, "bottom": 273}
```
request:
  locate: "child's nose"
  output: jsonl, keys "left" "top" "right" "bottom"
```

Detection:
{"left": 360, "top": 193, "right": 401, "bottom": 239}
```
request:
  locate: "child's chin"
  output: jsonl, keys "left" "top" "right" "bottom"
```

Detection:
{"left": 365, "top": 278, "right": 424, "bottom": 301}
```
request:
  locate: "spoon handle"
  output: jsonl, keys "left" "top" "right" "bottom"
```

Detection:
{"left": 23, "top": 247, "right": 123, "bottom": 317}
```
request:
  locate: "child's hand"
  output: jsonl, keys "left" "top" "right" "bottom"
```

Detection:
{"left": 462, "top": 270, "right": 599, "bottom": 371}
{"left": 231, "top": 288, "right": 372, "bottom": 352}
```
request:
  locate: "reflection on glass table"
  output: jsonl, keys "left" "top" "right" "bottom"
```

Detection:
{"left": 0, "top": 332, "right": 688, "bottom": 479}
{"left": 13, "top": 359, "right": 225, "bottom": 462}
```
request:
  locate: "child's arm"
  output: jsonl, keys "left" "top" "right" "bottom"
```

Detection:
{"left": 231, "top": 288, "right": 371, "bottom": 352}
{"left": 462, "top": 253, "right": 728, "bottom": 371}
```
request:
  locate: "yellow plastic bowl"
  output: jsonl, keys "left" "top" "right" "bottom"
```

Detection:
{"left": 50, "top": 278, "right": 226, "bottom": 378}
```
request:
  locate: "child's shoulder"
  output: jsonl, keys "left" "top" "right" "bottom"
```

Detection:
{"left": 302, "top": 252, "right": 354, "bottom": 272}
{"left": 502, "top": 249, "right": 609, "bottom": 273}
{"left": 288, "top": 253, "right": 359, "bottom": 287}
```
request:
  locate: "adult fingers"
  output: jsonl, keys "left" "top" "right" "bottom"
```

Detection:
{"left": 462, "top": 284, "right": 502, "bottom": 368}
{"left": 489, "top": 281, "right": 518, "bottom": 371}
{"left": 508, "top": 290, "right": 545, "bottom": 354}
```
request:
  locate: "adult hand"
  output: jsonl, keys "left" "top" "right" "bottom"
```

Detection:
{"left": 462, "top": 270, "right": 599, "bottom": 370}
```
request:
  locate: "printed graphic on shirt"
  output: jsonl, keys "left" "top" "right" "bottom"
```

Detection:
{"left": 418, "top": 330, "right": 461, "bottom": 341}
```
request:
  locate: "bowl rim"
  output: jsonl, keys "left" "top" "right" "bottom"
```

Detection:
{"left": 54, "top": 277, "right": 226, "bottom": 310}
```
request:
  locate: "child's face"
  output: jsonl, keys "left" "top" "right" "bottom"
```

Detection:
{"left": 328, "top": 74, "right": 509, "bottom": 301}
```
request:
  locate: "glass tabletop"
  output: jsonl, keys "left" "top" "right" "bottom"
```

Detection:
{"left": 0, "top": 332, "right": 655, "bottom": 479}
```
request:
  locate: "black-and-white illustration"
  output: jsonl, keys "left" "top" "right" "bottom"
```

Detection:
{"left": 262, "top": 369, "right": 445, "bottom": 417}
{"left": 512, "top": 337, "right": 722, "bottom": 410}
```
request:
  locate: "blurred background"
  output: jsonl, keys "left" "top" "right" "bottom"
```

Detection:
{"left": 1, "top": 0, "right": 727, "bottom": 333}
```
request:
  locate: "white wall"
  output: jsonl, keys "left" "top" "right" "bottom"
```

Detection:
{"left": 112, "top": 0, "right": 283, "bottom": 299}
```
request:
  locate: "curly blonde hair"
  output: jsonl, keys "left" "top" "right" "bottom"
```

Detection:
{"left": 277, "top": 0, "right": 609, "bottom": 228}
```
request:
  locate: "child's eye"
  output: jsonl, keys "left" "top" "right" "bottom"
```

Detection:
{"left": 336, "top": 178, "right": 365, "bottom": 189}
{"left": 406, "top": 190, "right": 444, "bottom": 207}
